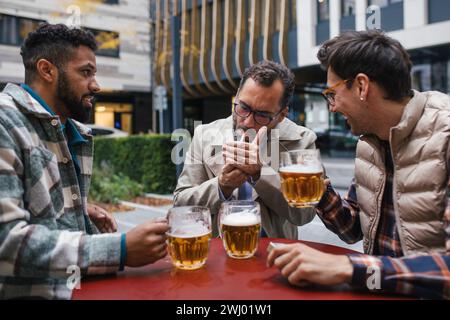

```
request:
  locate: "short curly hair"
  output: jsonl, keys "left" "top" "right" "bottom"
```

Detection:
{"left": 239, "top": 60, "right": 295, "bottom": 109}
{"left": 20, "top": 23, "right": 97, "bottom": 83}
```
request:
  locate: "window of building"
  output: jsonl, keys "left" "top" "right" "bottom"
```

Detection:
{"left": 428, "top": 0, "right": 450, "bottom": 25}
{"left": 316, "top": 0, "right": 330, "bottom": 44}
{"left": 94, "top": 102, "right": 133, "bottom": 134}
{"left": 342, "top": 0, "right": 355, "bottom": 16}
{"left": 85, "top": 27, "right": 120, "bottom": 58}
{"left": 367, "top": 0, "right": 403, "bottom": 31}
{"left": 317, "top": 0, "right": 330, "bottom": 22}
{"left": 0, "top": 14, "right": 45, "bottom": 46}
{"left": 368, "top": 0, "right": 402, "bottom": 8}
{"left": 101, "top": 0, "right": 120, "bottom": 4}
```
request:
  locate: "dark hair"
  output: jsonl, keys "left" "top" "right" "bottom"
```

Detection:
{"left": 317, "top": 30, "right": 413, "bottom": 102}
{"left": 239, "top": 60, "right": 295, "bottom": 108}
{"left": 20, "top": 23, "right": 97, "bottom": 83}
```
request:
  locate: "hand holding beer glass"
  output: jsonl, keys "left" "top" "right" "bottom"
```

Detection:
{"left": 166, "top": 206, "right": 212, "bottom": 270}
{"left": 279, "top": 149, "right": 325, "bottom": 208}
{"left": 218, "top": 201, "right": 261, "bottom": 259}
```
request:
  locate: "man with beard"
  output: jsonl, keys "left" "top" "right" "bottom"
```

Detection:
{"left": 174, "top": 60, "right": 317, "bottom": 239}
{"left": 0, "top": 23, "right": 169, "bottom": 299}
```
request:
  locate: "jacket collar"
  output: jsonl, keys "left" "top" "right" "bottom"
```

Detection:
{"left": 360, "top": 90, "right": 427, "bottom": 148}
{"left": 2, "top": 83, "right": 92, "bottom": 138}
{"left": 390, "top": 90, "right": 427, "bottom": 146}
{"left": 3, "top": 83, "right": 55, "bottom": 118}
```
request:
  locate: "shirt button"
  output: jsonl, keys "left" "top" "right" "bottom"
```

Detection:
{"left": 72, "top": 194, "right": 78, "bottom": 201}
{"left": 51, "top": 119, "right": 58, "bottom": 126}
{"left": 62, "top": 157, "right": 69, "bottom": 164}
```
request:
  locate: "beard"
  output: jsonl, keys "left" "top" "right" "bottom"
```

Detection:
{"left": 57, "top": 70, "right": 94, "bottom": 123}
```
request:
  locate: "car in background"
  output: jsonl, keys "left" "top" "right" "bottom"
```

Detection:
{"left": 315, "top": 126, "right": 358, "bottom": 157}
{"left": 328, "top": 126, "right": 358, "bottom": 150}
{"left": 86, "top": 124, "right": 129, "bottom": 138}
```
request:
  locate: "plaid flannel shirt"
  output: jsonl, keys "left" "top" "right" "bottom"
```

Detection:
{"left": 315, "top": 146, "right": 450, "bottom": 299}
{"left": 0, "top": 84, "right": 122, "bottom": 299}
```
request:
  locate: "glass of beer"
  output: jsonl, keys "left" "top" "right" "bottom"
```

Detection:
{"left": 218, "top": 201, "right": 261, "bottom": 259}
{"left": 166, "top": 206, "right": 212, "bottom": 270}
{"left": 279, "top": 149, "right": 325, "bottom": 208}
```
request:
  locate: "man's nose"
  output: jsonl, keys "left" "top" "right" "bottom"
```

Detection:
{"left": 89, "top": 78, "right": 101, "bottom": 93}
{"left": 328, "top": 103, "right": 337, "bottom": 113}
{"left": 242, "top": 113, "right": 255, "bottom": 128}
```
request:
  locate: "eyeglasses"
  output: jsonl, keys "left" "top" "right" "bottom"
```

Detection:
{"left": 233, "top": 100, "right": 283, "bottom": 126}
{"left": 321, "top": 79, "right": 352, "bottom": 105}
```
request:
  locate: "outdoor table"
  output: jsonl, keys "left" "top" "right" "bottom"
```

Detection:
{"left": 72, "top": 238, "right": 410, "bottom": 300}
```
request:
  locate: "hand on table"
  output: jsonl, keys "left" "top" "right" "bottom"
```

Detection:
{"left": 267, "top": 242, "right": 353, "bottom": 286}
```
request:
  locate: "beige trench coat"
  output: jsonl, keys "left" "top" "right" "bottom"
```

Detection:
{"left": 174, "top": 116, "right": 317, "bottom": 239}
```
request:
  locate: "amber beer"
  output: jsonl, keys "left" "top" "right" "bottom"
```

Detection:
{"left": 220, "top": 212, "right": 261, "bottom": 259}
{"left": 279, "top": 165, "right": 325, "bottom": 207}
{"left": 166, "top": 206, "right": 212, "bottom": 270}
{"left": 167, "top": 225, "right": 212, "bottom": 270}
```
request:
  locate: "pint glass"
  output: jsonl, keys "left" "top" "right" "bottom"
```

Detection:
{"left": 218, "top": 201, "right": 261, "bottom": 259}
{"left": 166, "top": 206, "right": 212, "bottom": 270}
{"left": 279, "top": 149, "right": 325, "bottom": 208}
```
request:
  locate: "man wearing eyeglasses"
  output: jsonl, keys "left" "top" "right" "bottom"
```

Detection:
{"left": 174, "top": 60, "right": 317, "bottom": 239}
{"left": 268, "top": 30, "right": 450, "bottom": 299}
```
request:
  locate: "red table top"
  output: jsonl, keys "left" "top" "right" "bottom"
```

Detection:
{"left": 72, "top": 238, "right": 409, "bottom": 300}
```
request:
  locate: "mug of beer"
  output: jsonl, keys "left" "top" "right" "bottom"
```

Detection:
{"left": 279, "top": 149, "right": 325, "bottom": 208}
{"left": 218, "top": 201, "right": 261, "bottom": 259}
{"left": 166, "top": 206, "right": 212, "bottom": 270}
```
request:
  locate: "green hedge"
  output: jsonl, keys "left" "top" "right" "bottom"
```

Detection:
{"left": 89, "top": 168, "right": 145, "bottom": 204}
{"left": 93, "top": 134, "right": 177, "bottom": 194}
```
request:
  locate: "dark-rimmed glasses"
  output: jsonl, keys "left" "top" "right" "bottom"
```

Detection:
{"left": 233, "top": 100, "right": 284, "bottom": 126}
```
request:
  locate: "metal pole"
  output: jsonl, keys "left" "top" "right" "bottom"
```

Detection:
{"left": 159, "top": 109, "right": 164, "bottom": 133}
{"left": 149, "top": 1, "right": 157, "bottom": 133}
{"left": 171, "top": 3, "right": 183, "bottom": 178}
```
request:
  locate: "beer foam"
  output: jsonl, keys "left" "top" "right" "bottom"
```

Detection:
{"left": 222, "top": 211, "right": 260, "bottom": 226}
{"left": 169, "top": 224, "right": 210, "bottom": 238}
{"left": 279, "top": 164, "right": 323, "bottom": 174}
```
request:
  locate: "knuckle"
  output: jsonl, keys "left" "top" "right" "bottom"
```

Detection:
{"left": 281, "top": 268, "right": 290, "bottom": 278}
{"left": 288, "top": 274, "right": 298, "bottom": 284}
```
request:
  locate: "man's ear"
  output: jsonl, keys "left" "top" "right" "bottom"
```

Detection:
{"left": 35, "top": 59, "right": 57, "bottom": 83}
{"left": 355, "top": 73, "right": 370, "bottom": 101}
{"left": 279, "top": 107, "right": 289, "bottom": 121}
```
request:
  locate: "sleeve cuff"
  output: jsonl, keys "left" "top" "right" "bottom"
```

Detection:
{"left": 315, "top": 183, "right": 338, "bottom": 211}
{"left": 218, "top": 185, "right": 234, "bottom": 201}
{"left": 119, "top": 233, "right": 127, "bottom": 271}
{"left": 83, "top": 233, "right": 123, "bottom": 275}
{"left": 347, "top": 254, "right": 383, "bottom": 289}
{"left": 248, "top": 174, "right": 260, "bottom": 186}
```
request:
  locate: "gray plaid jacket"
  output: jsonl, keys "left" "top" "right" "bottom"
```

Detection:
{"left": 0, "top": 84, "right": 122, "bottom": 299}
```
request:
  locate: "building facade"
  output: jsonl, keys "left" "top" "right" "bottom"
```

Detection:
{"left": 152, "top": 0, "right": 450, "bottom": 156}
{"left": 0, "top": 0, "right": 154, "bottom": 134}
